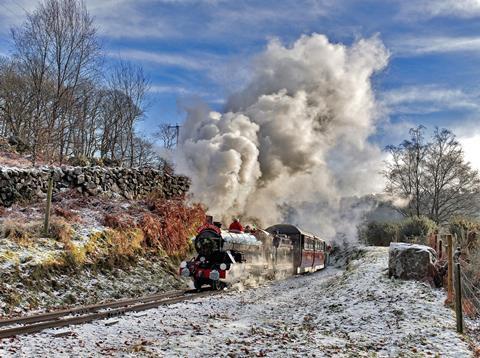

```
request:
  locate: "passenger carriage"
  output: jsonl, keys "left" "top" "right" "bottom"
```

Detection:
{"left": 265, "top": 224, "right": 327, "bottom": 274}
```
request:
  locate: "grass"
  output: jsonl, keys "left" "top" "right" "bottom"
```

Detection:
{"left": 53, "top": 206, "right": 79, "bottom": 221}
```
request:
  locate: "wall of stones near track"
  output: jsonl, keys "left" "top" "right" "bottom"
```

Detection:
{"left": 0, "top": 166, "right": 190, "bottom": 206}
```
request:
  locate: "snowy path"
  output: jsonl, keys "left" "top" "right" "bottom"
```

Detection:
{"left": 0, "top": 247, "right": 473, "bottom": 357}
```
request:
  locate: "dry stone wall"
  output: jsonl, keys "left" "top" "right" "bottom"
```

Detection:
{"left": 0, "top": 166, "right": 190, "bottom": 207}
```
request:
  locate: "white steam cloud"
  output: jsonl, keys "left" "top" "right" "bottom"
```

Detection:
{"left": 176, "top": 33, "right": 390, "bottom": 241}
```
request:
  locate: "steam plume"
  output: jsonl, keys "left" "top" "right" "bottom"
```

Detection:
{"left": 176, "top": 34, "right": 389, "bottom": 241}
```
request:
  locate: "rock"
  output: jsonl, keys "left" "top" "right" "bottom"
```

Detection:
{"left": 85, "top": 181, "right": 96, "bottom": 190}
{"left": 76, "top": 174, "right": 85, "bottom": 185}
{"left": 388, "top": 243, "right": 439, "bottom": 287}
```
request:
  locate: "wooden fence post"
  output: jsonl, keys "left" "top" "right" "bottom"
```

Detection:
{"left": 438, "top": 238, "right": 443, "bottom": 260}
{"left": 447, "top": 234, "right": 454, "bottom": 303}
{"left": 43, "top": 174, "right": 53, "bottom": 236}
{"left": 454, "top": 247, "right": 464, "bottom": 333}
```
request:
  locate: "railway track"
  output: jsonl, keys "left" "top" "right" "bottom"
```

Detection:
{"left": 0, "top": 289, "right": 218, "bottom": 339}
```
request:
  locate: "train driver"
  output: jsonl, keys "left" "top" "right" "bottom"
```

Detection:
{"left": 228, "top": 218, "right": 244, "bottom": 232}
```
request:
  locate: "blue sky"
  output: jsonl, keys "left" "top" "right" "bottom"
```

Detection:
{"left": 1, "top": 0, "right": 480, "bottom": 165}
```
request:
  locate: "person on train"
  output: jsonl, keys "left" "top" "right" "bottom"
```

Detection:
{"left": 228, "top": 218, "right": 244, "bottom": 232}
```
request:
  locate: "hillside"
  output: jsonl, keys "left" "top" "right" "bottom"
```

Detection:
{"left": 0, "top": 247, "right": 474, "bottom": 357}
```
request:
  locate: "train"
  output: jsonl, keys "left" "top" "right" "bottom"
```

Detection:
{"left": 179, "top": 220, "right": 328, "bottom": 290}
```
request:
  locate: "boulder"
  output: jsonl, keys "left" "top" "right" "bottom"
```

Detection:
{"left": 388, "top": 242, "right": 439, "bottom": 286}
{"left": 76, "top": 174, "right": 85, "bottom": 185}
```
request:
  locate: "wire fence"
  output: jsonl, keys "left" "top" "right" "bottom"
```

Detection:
{"left": 427, "top": 232, "right": 480, "bottom": 338}
{"left": 454, "top": 232, "right": 480, "bottom": 339}
{"left": 457, "top": 257, "right": 480, "bottom": 340}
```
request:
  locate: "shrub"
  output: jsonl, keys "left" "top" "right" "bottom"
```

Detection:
{"left": 2, "top": 220, "right": 32, "bottom": 246}
{"left": 140, "top": 213, "right": 162, "bottom": 248}
{"left": 103, "top": 213, "right": 136, "bottom": 230}
{"left": 94, "top": 229, "right": 145, "bottom": 268}
{"left": 362, "top": 221, "right": 399, "bottom": 246}
{"left": 49, "top": 218, "right": 74, "bottom": 243}
{"left": 2, "top": 218, "right": 74, "bottom": 246}
{"left": 398, "top": 216, "right": 437, "bottom": 244}
{"left": 54, "top": 206, "right": 79, "bottom": 221}
{"left": 67, "top": 155, "right": 90, "bottom": 167}
{"left": 62, "top": 241, "right": 87, "bottom": 268}
{"left": 449, "top": 216, "right": 480, "bottom": 251}
{"left": 142, "top": 197, "right": 205, "bottom": 256}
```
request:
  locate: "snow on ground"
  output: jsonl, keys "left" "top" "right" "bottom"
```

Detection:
{"left": 0, "top": 247, "right": 473, "bottom": 357}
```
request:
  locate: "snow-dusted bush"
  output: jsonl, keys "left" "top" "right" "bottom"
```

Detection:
{"left": 362, "top": 221, "right": 399, "bottom": 246}
{"left": 449, "top": 216, "right": 480, "bottom": 250}
{"left": 398, "top": 216, "right": 437, "bottom": 244}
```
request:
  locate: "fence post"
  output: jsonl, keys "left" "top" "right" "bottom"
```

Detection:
{"left": 447, "top": 234, "right": 454, "bottom": 303}
{"left": 454, "top": 247, "right": 464, "bottom": 333}
{"left": 43, "top": 173, "right": 53, "bottom": 236}
{"left": 438, "top": 238, "right": 443, "bottom": 260}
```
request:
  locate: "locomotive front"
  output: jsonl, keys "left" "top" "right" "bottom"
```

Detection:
{"left": 180, "top": 224, "right": 228, "bottom": 290}
{"left": 179, "top": 223, "right": 261, "bottom": 290}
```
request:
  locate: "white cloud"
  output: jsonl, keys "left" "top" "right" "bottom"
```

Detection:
{"left": 0, "top": 0, "right": 337, "bottom": 42}
{"left": 149, "top": 85, "right": 226, "bottom": 106}
{"left": 107, "top": 49, "right": 212, "bottom": 70}
{"left": 380, "top": 85, "right": 480, "bottom": 115}
{"left": 399, "top": 0, "right": 480, "bottom": 19}
{"left": 85, "top": 0, "right": 179, "bottom": 39}
{"left": 393, "top": 35, "right": 480, "bottom": 56}
{"left": 149, "top": 84, "right": 193, "bottom": 94}
{"left": 0, "top": 0, "right": 178, "bottom": 39}
{"left": 89, "top": 0, "right": 335, "bottom": 41}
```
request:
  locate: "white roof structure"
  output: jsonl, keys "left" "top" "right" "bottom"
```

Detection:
{"left": 220, "top": 230, "right": 261, "bottom": 245}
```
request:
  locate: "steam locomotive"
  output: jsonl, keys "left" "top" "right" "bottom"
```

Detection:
{"left": 179, "top": 220, "right": 328, "bottom": 290}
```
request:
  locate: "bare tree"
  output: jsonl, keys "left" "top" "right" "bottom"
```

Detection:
{"left": 155, "top": 123, "right": 177, "bottom": 150}
{"left": 423, "top": 128, "right": 480, "bottom": 222}
{"left": 0, "top": 0, "right": 156, "bottom": 168}
{"left": 385, "top": 126, "right": 428, "bottom": 217}
{"left": 384, "top": 126, "right": 480, "bottom": 223}
{"left": 0, "top": 58, "right": 34, "bottom": 139}
{"left": 11, "top": 6, "right": 52, "bottom": 164}
{"left": 10, "top": 0, "right": 99, "bottom": 163}
{"left": 131, "top": 136, "right": 159, "bottom": 167}
{"left": 102, "top": 61, "right": 149, "bottom": 167}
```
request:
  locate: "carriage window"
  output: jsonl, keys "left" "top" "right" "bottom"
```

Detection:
{"left": 304, "top": 237, "right": 314, "bottom": 250}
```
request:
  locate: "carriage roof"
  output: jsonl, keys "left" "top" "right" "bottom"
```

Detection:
{"left": 265, "top": 224, "right": 323, "bottom": 242}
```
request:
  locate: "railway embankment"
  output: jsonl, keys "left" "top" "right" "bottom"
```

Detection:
{"left": 0, "top": 247, "right": 475, "bottom": 357}
{"left": 0, "top": 167, "right": 204, "bottom": 317}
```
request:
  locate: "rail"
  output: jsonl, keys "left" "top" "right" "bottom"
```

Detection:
{"left": 0, "top": 289, "right": 218, "bottom": 339}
